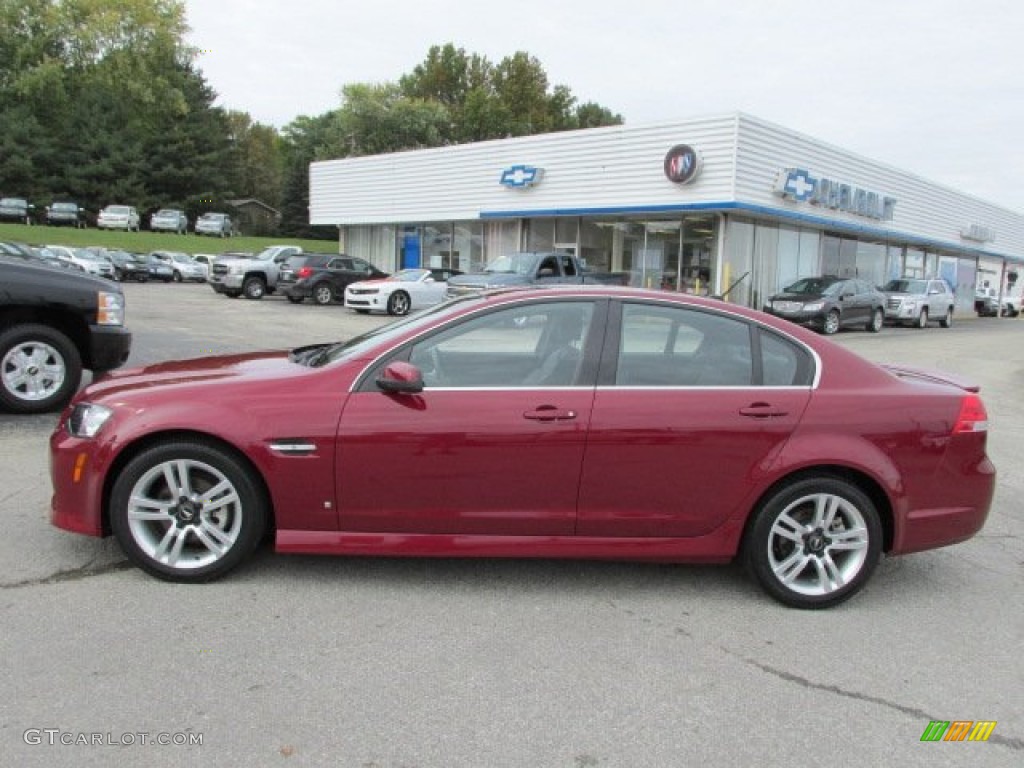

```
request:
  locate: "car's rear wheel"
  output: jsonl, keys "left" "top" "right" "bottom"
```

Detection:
{"left": 822, "top": 310, "right": 840, "bottom": 335}
{"left": 110, "top": 440, "right": 267, "bottom": 582}
{"left": 242, "top": 276, "right": 266, "bottom": 300}
{"left": 745, "top": 476, "right": 882, "bottom": 609}
{"left": 312, "top": 283, "right": 334, "bottom": 305}
{"left": 387, "top": 291, "right": 411, "bottom": 316}
{"left": 916, "top": 308, "right": 929, "bottom": 328}
{"left": 867, "top": 307, "right": 883, "bottom": 333}
{"left": 940, "top": 307, "right": 953, "bottom": 328}
{"left": 173, "top": 271, "right": 182, "bottom": 283}
{"left": 0, "top": 324, "right": 83, "bottom": 414}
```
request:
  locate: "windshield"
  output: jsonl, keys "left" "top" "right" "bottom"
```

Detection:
{"left": 483, "top": 253, "right": 540, "bottom": 275}
{"left": 1, "top": 198, "right": 26, "bottom": 206}
{"left": 105, "top": 206, "right": 130, "bottom": 214}
{"left": 52, "top": 202, "right": 76, "bottom": 211}
{"left": 200, "top": 213, "right": 224, "bottom": 221}
{"left": 388, "top": 269, "right": 428, "bottom": 282}
{"left": 310, "top": 295, "right": 485, "bottom": 367}
{"left": 156, "top": 209, "right": 179, "bottom": 217}
{"left": 883, "top": 279, "right": 927, "bottom": 293}
{"left": 783, "top": 277, "right": 841, "bottom": 295}
{"left": 168, "top": 252, "right": 191, "bottom": 263}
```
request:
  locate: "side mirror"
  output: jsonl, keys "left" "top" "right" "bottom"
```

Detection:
{"left": 376, "top": 361, "right": 424, "bottom": 394}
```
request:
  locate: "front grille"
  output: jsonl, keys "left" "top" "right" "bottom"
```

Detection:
{"left": 212, "top": 264, "right": 228, "bottom": 277}
{"left": 886, "top": 297, "right": 902, "bottom": 310}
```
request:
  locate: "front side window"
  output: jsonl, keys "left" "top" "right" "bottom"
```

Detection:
{"left": 407, "top": 301, "right": 596, "bottom": 388}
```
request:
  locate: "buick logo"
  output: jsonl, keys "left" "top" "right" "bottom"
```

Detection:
{"left": 663, "top": 144, "right": 702, "bottom": 185}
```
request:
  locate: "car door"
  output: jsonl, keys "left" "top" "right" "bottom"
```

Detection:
{"left": 335, "top": 299, "right": 604, "bottom": 535}
{"left": 576, "top": 300, "right": 814, "bottom": 538}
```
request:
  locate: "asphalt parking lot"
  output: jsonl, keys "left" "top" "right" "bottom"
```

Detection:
{"left": 2, "top": 283, "right": 1022, "bottom": 767}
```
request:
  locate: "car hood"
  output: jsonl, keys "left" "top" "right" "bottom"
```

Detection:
{"left": 82, "top": 351, "right": 299, "bottom": 401}
{"left": 448, "top": 273, "right": 529, "bottom": 288}
{"left": 769, "top": 291, "right": 828, "bottom": 302}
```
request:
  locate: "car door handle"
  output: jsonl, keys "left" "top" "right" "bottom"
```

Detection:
{"left": 524, "top": 406, "right": 577, "bottom": 421}
{"left": 739, "top": 403, "right": 789, "bottom": 419}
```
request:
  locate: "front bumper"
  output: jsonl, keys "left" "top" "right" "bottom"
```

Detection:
{"left": 88, "top": 325, "right": 132, "bottom": 372}
{"left": 210, "top": 275, "right": 244, "bottom": 292}
{"left": 762, "top": 307, "right": 826, "bottom": 330}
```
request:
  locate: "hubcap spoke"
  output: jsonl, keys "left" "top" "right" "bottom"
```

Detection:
{"left": 194, "top": 521, "right": 232, "bottom": 557}
{"left": 128, "top": 495, "right": 174, "bottom": 520}
{"left": 773, "top": 550, "right": 810, "bottom": 584}
{"left": 770, "top": 512, "right": 805, "bottom": 543}
{"left": 828, "top": 526, "right": 868, "bottom": 551}
{"left": 153, "top": 526, "right": 186, "bottom": 566}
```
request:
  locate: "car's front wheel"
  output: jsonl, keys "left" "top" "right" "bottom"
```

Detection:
{"left": 0, "top": 324, "right": 83, "bottom": 414}
{"left": 916, "top": 308, "right": 929, "bottom": 329}
{"left": 109, "top": 440, "right": 267, "bottom": 582}
{"left": 867, "top": 307, "right": 883, "bottom": 333}
{"left": 745, "top": 476, "right": 882, "bottom": 609}
{"left": 387, "top": 291, "right": 411, "bottom": 316}
{"left": 173, "top": 271, "right": 182, "bottom": 283}
{"left": 242, "top": 276, "right": 266, "bottom": 300}
{"left": 822, "top": 310, "right": 840, "bottom": 335}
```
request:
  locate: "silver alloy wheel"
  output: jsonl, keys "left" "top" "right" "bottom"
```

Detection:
{"left": 388, "top": 291, "right": 411, "bottom": 315}
{"left": 126, "top": 458, "right": 244, "bottom": 570}
{"left": 766, "top": 491, "right": 870, "bottom": 597}
{"left": 917, "top": 308, "right": 928, "bottom": 328}
{"left": 1, "top": 340, "right": 65, "bottom": 402}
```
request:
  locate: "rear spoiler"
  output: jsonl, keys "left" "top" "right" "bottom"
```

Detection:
{"left": 881, "top": 364, "right": 980, "bottom": 393}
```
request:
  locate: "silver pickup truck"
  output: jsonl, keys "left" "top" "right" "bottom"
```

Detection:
{"left": 208, "top": 245, "right": 303, "bottom": 299}
{"left": 445, "top": 251, "right": 628, "bottom": 299}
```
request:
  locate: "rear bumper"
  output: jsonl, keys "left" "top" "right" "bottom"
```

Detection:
{"left": 892, "top": 456, "right": 996, "bottom": 554}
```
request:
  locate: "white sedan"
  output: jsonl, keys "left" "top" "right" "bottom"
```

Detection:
{"left": 344, "top": 268, "right": 460, "bottom": 316}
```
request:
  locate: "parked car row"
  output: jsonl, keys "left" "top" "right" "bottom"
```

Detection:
{"left": 763, "top": 275, "right": 962, "bottom": 335}
{"left": 0, "top": 195, "right": 237, "bottom": 235}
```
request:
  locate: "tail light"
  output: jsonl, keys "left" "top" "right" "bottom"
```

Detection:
{"left": 297, "top": 267, "right": 314, "bottom": 279}
{"left": 953, "top": 394, "right": 988, "bottom": 433}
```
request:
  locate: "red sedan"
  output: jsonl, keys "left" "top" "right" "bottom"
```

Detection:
{"left": 50, "top": 287, "right": 995, "bottom": 608}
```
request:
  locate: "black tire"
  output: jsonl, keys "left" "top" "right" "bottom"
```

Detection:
{"left": 225, "top": 291, "right": 241, "bottom": 299}
{"left": 387, "top": 291, "right": 411, "bottom": 316}
{"left": 173, "top": 271, "right": 183, "bottom": 283}
{"left": 916, "top": 308, "right": 928, "bottom": 329}
{"left": 109, "top": 440, "right": 267, "bottom": 582}
{"left": 866, "top": 307, "right": 883, "bottom": 333}
{"left": 354, "top": 309, "right": 370, "bottom": 314}
{"left": 312, "top": 282, "right": 334, "bottom": 305}
{"left": 286, "top": 295, "right": 304, "bottom": 304}
{"left": 822, "top": 310, "right": 840, "bottom": 335}
{"left": 0, "top": 324, "right": 83, "bottom": 414}
{"left": 744, "top": 476, "right": 882, "bottom": 609}
{"left": 242, "top": 276, "right": 266, "bottom": 300}
{"left": 939, "top": 307, "right": 953, "bottom": 328}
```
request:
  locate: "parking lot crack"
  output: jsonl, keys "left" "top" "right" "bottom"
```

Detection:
{"left": 736, "top": 655, "right": 1023, "bottom": 751}
{"left": 0, "top": 559, "right": 132, "bottom": 589}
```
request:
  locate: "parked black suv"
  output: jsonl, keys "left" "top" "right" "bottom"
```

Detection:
{"left": 763, "top": 276, "right": 885, "bottom": 335}
{"left": 0, "top": 255, "right": 132, "bottom": 412}
{"left": 279, "top": 253, "right": 388, "bottom": 305}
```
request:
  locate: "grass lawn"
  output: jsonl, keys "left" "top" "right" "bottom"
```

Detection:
{"left": 0, "top": 222, "right": 338, "bottom": 256}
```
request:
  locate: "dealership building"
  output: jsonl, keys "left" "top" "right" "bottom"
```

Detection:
{"left": 309, "top": 112, "right": 1024, "bottom": 313}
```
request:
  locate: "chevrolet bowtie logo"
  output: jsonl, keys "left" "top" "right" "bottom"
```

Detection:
{"left": 774, "top": 168, "right": 818, "bottom": 201}
{"left": 499, "top": 165, "right": 544, "bottom": 188}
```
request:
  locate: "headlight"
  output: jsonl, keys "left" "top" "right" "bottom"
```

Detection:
{"left": 67, "top": 403, "right": 113, "bottom": 438}
{"left": 97, "top": 291, "right": 125, "bottom": 325}
{"left": 803, "top": 301, "right": 825, "bottom": 311}
{"left": 904, "top": 300, "right": 918, "bottom": 310}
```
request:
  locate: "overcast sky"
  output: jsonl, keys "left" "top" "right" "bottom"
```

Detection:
{"left": 183, "top": 0, "right": 1024, "bottom": 213}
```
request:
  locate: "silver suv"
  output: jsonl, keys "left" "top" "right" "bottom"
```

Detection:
{"left": 882, "top": 277, "right": 955, "bottom": 328}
